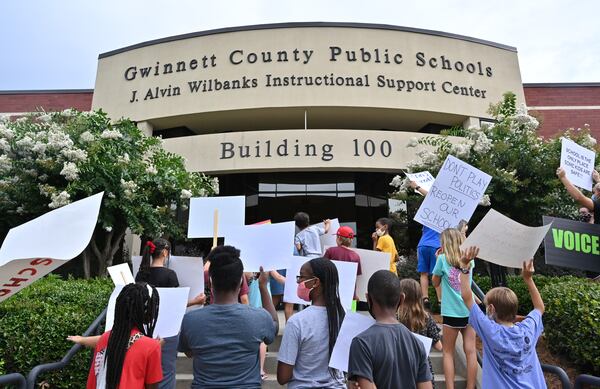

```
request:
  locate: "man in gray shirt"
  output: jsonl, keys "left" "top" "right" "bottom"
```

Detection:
{"left": 348, "top": 270, "right": 432, "bottom": 389}
{"left": 178, "top": 246, "right": 278, "bottom": 388}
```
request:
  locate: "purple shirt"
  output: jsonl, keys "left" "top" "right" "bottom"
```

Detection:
{"left": 469, "top": 305, "right": 546, "bottom": 389}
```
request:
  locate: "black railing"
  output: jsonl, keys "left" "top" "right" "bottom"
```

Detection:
{"left": 542, "top": 364, "right": 571, "bottom": 389}
{"left": 574, "top": 374, "right": 600, "bottom": 388}
{"left": 0, "top": 372, "right": 27, "bottom": 388}
{"left": 25, "top": 307, "right": 107, "bottom": 389}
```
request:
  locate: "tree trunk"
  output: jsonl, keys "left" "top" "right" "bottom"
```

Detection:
{"left": 82, "top": 249, "right": 91, "bottom": 279}
{"left": 91, "top": 226, "right": 127, "bottom": 276}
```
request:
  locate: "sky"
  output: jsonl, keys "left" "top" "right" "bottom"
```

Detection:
{"left": 1, "top": 0, "right": 598, "bottom": 90}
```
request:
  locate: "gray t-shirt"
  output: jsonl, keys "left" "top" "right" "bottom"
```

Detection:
{"left": 178, "top": 303, "right": 276, "bottom": 388}
{"left": 348, "top": 323, "right": 431, "bottom": 388}
{"left": 278, "top": 305, "right": 345, "bottom": 389}
{"left": 295, "top": 225, "right": 325, "bottom": 256}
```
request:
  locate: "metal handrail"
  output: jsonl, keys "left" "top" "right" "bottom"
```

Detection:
{"left": 541, "top": 364, "right": 571, "bottom": 389}
{"left": 25, "top": 307, "right": 107, "bottom": 389}
{"left": 574, "top": 374, "right": 600, "bottom": 388}
{"left": 0, "top": 372, "right": 27, "bottom": 388}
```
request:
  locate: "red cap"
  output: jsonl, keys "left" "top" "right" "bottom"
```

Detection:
{"left": 335, "top": 226, "right": 355, "bottom": 239}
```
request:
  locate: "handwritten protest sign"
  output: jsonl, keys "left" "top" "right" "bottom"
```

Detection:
{"left": 283, "top": 256, "right": 358, "bottom": 310}
{"left": 329, "top": 313, "right": 433, "bottom": 372}
{"left": 107, "top": 263, "right": 134, "bottom": 285}
{"left": 560, "top": 138, "right": 595, "bottom": 191}
{"left": 414, "top": 155, "right": 491, "bottom": 233}
{"left": 463, "top": 209, "right": 552, "bottom": 268}
{"left": 226, "top": 221, "right": 295, "bottom": 271}
{"left": 106, "top": 286, "right": 189, "bottom": 338}
{"left": 187, "top": 196, "right": 245, "bottom": 238}
{"left": 0, "top": 193, "right": 103, "bottom": 302}
{"left": 406, "top": 171, "right": 435, "bottom": 194}
{"left": 132, "top": 256, "right": 205, "bottom": 301}
{"left": 543, "top": 216, "right": 600, "bottom": 272}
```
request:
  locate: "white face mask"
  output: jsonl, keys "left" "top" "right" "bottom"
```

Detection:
{"left": 375, "top": 228, "right": 385, "bottom": 237}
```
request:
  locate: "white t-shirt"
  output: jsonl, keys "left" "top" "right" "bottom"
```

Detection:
{"left": 278, "top": 305, "right": 345, "bottom": 389}
{"left": 294, "top": 225, "right": 325, "bottom": 256}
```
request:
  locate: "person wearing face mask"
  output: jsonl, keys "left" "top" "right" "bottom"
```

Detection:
{"left": 372, "top": 217, "right": 399, "bottom": 274}
{"left": 178, "top": 245, "right": 278, "bottom": 388}
{"left": 277, "top": 258, "right": 346, "bottom": 388}
{"left": 348, "top": 270, "right": 432, "bottom": 389}
{"left": 557, "top": 167, "right": 600, "bottom": 224}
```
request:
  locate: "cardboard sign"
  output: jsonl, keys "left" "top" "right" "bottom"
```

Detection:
{"left": 283, "top": 256, "right": 358, "bottom": 310}
{"left": 414, "top": 155, "right": 491, "bottom": 233}
{"left": 406, "top": 171, "right": 435, "bottom": 194}
{"left": 329, "top": 313, "right": 433, "bottom": 372}
{"left": 187, "top": 196, "right": 245, "bottom": 238}
{"left": 561, "top": 138, "right": 595, "bottom": 191}
{"left": 0, "top": 192, "right": 103, "bottom": 302}
{"left": 463, "top": 209, "right": 552, "bottom": 268}
{"left": 226, "top": 221, "right": 295, "bottom": 271}
{"left": 543, "top": 216, "right": 600, "bottom": 272}
{"left": 132, "top": 256, "right": 205, "bottom": 301}
{"left": 107, "top": 263, "right": 135, "bottom": 285}
{"left": 105, "top": 286, "right": 190, "bottom": 338}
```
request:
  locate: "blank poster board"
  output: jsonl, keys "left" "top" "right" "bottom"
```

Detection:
{"left": 187, "top": 195, "right": 245, "bottom": 238}
{"left": 132, "top": 256, "right": 205, "bottom": 301}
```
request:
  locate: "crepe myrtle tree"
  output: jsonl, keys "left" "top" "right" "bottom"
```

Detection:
{"left": 0, "top": 110, "right": 217, "bottom": 277}
{"left": 390, "top": 92, "right": 598, "bottom": 226}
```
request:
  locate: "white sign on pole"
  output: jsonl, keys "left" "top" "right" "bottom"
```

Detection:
{"left": 318, "top": 218, "right": 341, "bottom": 254}
{"left": 0, "top": 192, "right": 103, "bottom": 303}
{"left": 105, "top": 286, "right": 190, "bottom": 338}
{"left": 329, "top": 313, "right": 434, "bottom": 372}
{"left": 187, "top": 195, "right": 245, "bottom": 238}
{"left": 283, "top": 256, "right": 357, "bottom": 310}
{"left": 462, "top": 209, "right": 552, "bottom": 268}
{"left": 107, "top": 263, "right": 134, "bottom": 285}
{"left": 406, "top": 171, "right": 435, "bottom": 194}
{"left": 414, "top": 155, "right": 492, "bottom": 233}
{"left": 132, "top": 256, "right": 205, "bottom": 301}
{"left": 226, "top": 221, "right": 295, "bottom": 271}
{"left": 560, "top": 138, "right": 596, "bottom": 191}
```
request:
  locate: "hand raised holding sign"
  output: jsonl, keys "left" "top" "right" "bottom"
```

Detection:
{"left": 459, "top": 246, "right": 479, "bottom": 268}
{"left": 521, "top": 259, "right": 535, "bottom": 281}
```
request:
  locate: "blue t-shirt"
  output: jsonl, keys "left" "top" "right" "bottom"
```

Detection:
{"left": 178, "top": 303, "right": 276, "bottom": 388}
{"left": 432, "top": 254, "right": 473, "bottom": 318}
{"left": 295, "top": 225, "right": 325, "bottom": 256}
{"left": 469, "top": 306, "right": 546, "bottom": 389}
{"left": 418, "top": 226, "right": 440, "bottom": 248}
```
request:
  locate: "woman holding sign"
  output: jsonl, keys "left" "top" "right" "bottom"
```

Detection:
{"left": 557, "top": 167, "right": 600, "bottom": 224}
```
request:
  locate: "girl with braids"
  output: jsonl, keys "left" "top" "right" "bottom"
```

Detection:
{"left": 432, "top": 228, "right": 477, "bottom": 389}
{"left": 398, "top": 279, "right": 443, "bottom": 388}
{"left": 86, "top": 283, "right": 162, "bottom": 389}
{"left": 277, "top": 257, "right": 346, "bottom": 388}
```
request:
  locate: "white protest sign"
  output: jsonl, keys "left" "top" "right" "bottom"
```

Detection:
{"left": 132, "top": 256, "right": 205, "bottom": 301}
{"left": 406, "top": 171, "right": 435, "bottom": 194}
{"left": 226, "top": 221, "right": 295, "bottom": 271}
{"left": 352, "top": 249, "right": 390, "bottom": 302}
{"left": 329, "top": 313, "right": 434, "bottom": 372}
{"left": 462, "top": 209, "right": 552, "bottom": 268}
{"left": 560, "top": 138, "right": 595, "bottom": 191}
{"left": 107, "top": 263, "right": 134, "bottom": 285}
{"left": 0, "top": 192, "right": 103, "bottom": 302}
{"left": 187, "top": 196, "right": 245, "bottom": 238}
{"left": 105, "top": 286, "right": 190, "bottom": 338}
{"left": 283, "top": 256, "right": 358, "bottom": 310}
{"left": 317, "top": 218, "right": 341, "bottom": 254}
{"left": 414, "top": 155, "right": 491, "bottom": 233}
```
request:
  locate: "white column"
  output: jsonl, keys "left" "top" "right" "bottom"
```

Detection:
{"left": 462, "top": 117, "right": 480, "bottom": 130}
{"left": 137, "top": 121, "right": 154, "bottom": 136}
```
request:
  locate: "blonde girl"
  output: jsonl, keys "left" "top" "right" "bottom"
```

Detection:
{"left": 398, "top": 279, "right": 442, "bottom": 388}
{"left": 432, "top": 228, "right": 477, "bottom": 389}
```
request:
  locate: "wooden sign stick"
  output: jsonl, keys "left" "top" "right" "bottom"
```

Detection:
{"left": 212, "top": 209, "right": 219, "bottom": 249}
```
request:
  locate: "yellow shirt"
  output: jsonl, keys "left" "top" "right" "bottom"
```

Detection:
{"left": 376, "top": 234, "right": 398, "bottom": 274}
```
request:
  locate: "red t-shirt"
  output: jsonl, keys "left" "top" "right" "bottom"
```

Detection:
{"left": 86, "top": 329, "right": 162, "bottom": 389}
{"left": 323, "top": 246, "right": 362, "bottom": 275}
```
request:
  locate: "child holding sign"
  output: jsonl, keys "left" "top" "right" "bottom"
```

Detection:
{"left": 372, "top": 218, "right": 398, "bottom": 274}
{"left": 458, "top": 249, "right": 547, "bottom": 389}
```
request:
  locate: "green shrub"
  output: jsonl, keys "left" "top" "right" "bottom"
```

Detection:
{"left": 0, "top": 275, "right": 113, "bottom": 388}
{"left": 542, "top": 279, "right": 600, "bottom": 375}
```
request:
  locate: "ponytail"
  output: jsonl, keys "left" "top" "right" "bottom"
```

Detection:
{"left": 137, "top": 238, "right": 171, "bottom": 282}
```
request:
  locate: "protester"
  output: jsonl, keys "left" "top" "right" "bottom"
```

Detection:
{"left": 277, "top": 257, "right": 346, "bottom": 388}
{"left": 579, "top": 207, "right": 594, "bottom": 224}
{"left": 557, "top": 167, "right": 600, "bottom": 224}
{"left": 294, "top": 212, "right": 330, "bottom": 256}
{"left": 432, "top": 228, "right": 477, "bottom": 389}
{"left": 372, "top": 217, "right": 399, "bottom": 274}
{"left": 178, "top": 245, "right": 278, "bottom": 388}
{"left": 204, "top": 260, "right": 249, "bottom": 305}
{"left": 458, "top": 248, "right": 547, "bottom": 389}
{"left": 348, "top": 270, "right": 432, "bottom": 388}
{"left": 398, "top": 279, "right": 443, "bottom": 388}
{"left": 323, "top": 226, "right": 362, "bottom": 300}
{"left": 409, "top": 181, "right": 442, "bottom": 309}
{"left": 85, "top": 283, "right": 162, "bottom": 389}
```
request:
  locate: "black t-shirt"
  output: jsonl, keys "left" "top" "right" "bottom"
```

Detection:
{"left": 135, "top": 267, "right": 179, "bottom": 288}
{"left": 348, "top": 323, "right": 431, "bottom": 388}
{"left": 594, "top": 199, "right": 600, "bottom": 225}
